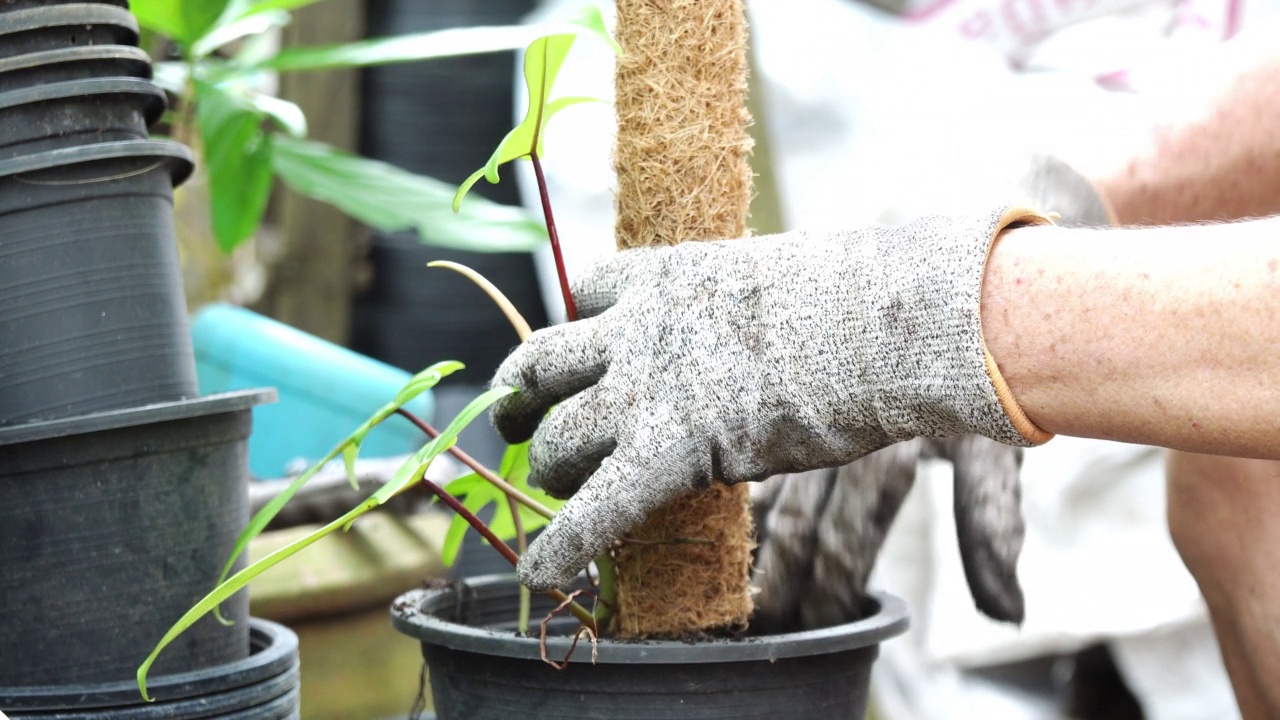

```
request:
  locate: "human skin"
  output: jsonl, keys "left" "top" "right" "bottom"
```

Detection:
{"left": 986, "top": 37, "right": 1280, "bottom": 717}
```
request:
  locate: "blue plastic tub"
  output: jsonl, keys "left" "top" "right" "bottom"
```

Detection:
{"left": 191, "top": 303, "right": 436, "bottom": 479}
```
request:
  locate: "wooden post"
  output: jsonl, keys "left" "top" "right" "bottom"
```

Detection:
{"left": 251, "top": 0, "right": 365, "bottom": 343}
{"left": 611, "top": 0, "right": 756, "bottom": 637}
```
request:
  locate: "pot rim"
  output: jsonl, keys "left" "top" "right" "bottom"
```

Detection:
{"left": 0, "top": 44, "right": 152, "bottom": 77}
{"left": 0, "top": 76, "right": 165, "bottom": 121}
{"left": 0, "top": 388, "right": 277, "bottom": 446}
{"left": 0, "top": 619, "right": 298, "bottom": 711}
{"left": 391, "top": 573, "right": 910, "bottom": 664}
{"left": 0, "top": 4, "right": 138, "bottom": 38}
{"left": 0, "top": 138, "right": 195, "bottom": 186}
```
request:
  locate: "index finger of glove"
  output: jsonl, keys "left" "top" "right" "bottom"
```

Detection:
{"left": 517, "top": 435, "right": 698, "bottom": 591}
{"left": 491, "top": 318, "right": 610, "bottom": 444}
{"left": 571, "top": 248, "right": 656, "bottom": 319}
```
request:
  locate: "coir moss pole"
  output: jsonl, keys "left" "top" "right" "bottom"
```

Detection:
{"left": 611, "top": 0, "right": 756, "bottom": 637}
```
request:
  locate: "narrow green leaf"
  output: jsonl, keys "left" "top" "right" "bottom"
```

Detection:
{"left": 192, "top": 9, "right": 289, "bottom": 58}
{"left": 370, "top": 386, "right": 518, "bottom": 506}
{"left": 228, "top": 0, "right": 328, "bottom": 21}
{"left": 341, "top": 444, "right": 359, "bottom": 490}
{"left": 194, "top": 80, "right": 273, "bottom": 253}
{"left": 249, "top": 93, "right": 307, "bottom": 138}
{"left": 256, "top": 25, "right": 548, "bottom": 73}
{"left": 131, "top": 0, "right": 233, "bottom": 46}
{"left": 139, "top": 502, "right": 364, "bottom": 701}
{"left": 214, "top": 361, "right": 462, "bottom": 589}
{"left": 143, "top": 363, "right": 470, "bottom": 699}
{"left": 271, "top": 137, "right": 547, "bottom": 253}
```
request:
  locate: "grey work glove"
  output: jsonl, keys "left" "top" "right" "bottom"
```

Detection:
{"left": 491, "top": 204, "right": 1055, "bottom": 591}
{"left": 751, "top": 154, "right": 1112, "bottom": 631}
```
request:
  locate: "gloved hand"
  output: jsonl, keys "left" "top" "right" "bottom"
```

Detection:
{"left": 751, "top": 154, "right": 1113, "bottom": 631}
{"left": 490, "top": 204, "right": 1055, "bottom": 591}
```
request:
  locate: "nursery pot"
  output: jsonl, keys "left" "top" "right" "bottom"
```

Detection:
{"left": 0, "top": 619, "right": 301, "bottom": 719}
{"left": 0, "top": 77, "right": 165, "bottom": 158}
{"left": 0, "top": 389, "right": 276, "bottom": 686}
{"left": 0, "top": 4, "right": 139, "bottom": 60}
{"left": 0, "top": 140, "right": 197, "bottom": 425}
{"left": 391, "top": 574, "right": 910, "bottom": 719}
{"left": 0, "top": 45, "right": 151, "bottom": 93}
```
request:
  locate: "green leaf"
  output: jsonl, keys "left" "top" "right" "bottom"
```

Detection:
{"left": 368, "top": 386, "right": 517, "bottom": 508}
{"left": 452, "top": 36, "right": 603, "bottom": 211}
{"left": 249, "top": 94, "right": 307, "bottom": 138}
{"left": 214, "top": 361, "right": 462, "bottom": 591}
{"left": 131, "top": 0, "right": 233, "bottom": 46}
{"left": 141, "top": 364, "right": 473, "bottom": 700}
{"left": 498, "top": 441, "right": 531, "bottom": 484}
{"left": 256, "top": 25, "right": 550, "bottom": 73}
{"left": 139, "top": 503, "right": 361, "bottom": 700}
{"left": 194, "top": 80, "right": 274, "bottom": 253}
{"left": 192, "top": 9, "right": 289, "bottom": 58}
{"left": 228, "top": 0, "right": 327, "bottom": 21}
{"left": 271, "top": 136, "right": 548, "bottom": 253}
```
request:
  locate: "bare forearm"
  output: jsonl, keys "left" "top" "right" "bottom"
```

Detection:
{"left": 982, "top": 219, "right": 1280, "bottom": 458}
{"left": 1096, "top": 43, "right": 1280, "bottom": 225}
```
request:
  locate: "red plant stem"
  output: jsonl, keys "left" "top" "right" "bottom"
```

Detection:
{"left": 395, "top": 409, "right": 596, "bottom": 631}
{"left": 395, "top": 409, "right": 553, "bottom": 520}
{"left": 417, "top": 473, "right": 596, "bottom": 631}
{"left": 530, "top": 151, "right": 578, "bottom": 322}
{"left": 420, "top": 476, "right": 521, "bottom": 567}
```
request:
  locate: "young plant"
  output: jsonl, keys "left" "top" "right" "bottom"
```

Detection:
{"left": 138, "top": 9, "right": 620, "bottom": 700}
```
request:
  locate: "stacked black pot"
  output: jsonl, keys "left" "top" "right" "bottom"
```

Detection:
{"left": 0, "top": 3, "right": 297, "bottom": 718}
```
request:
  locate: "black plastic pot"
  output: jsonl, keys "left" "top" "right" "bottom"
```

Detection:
{"left": 0, "top": 389, "right": 276, "bottom": 686}
{"left": 0, "top": 45, "right": 151, "bottom": 93}
{"left": 361, "top": 0, "right": 537, "bottom": 205}
{"left": 0, "top": 140, "right": 197, "bottom": 425}
{"left": 392, "top": 575, "right": 910, "bottom": 719}
{"left": 0, "top": 4, "right": 139, "bottom": 59}
{"left": 0, "top": 618, "right": 302, "bottom": 719}
{"left": 0, "top": 77, "right": 165, "bottom": 158}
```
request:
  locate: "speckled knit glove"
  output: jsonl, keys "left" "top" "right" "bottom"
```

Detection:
{"left": 749, "top": 156, "right": 1110, "bottom": 630}
{"left": 491, "top": 205, "right": 1055, "bottom": 591}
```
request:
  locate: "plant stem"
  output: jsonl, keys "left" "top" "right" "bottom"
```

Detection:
{"left": 530, "top": 151, "right": 577, "bottom": 322}
{"left": 417, "top": 474, "right": 596, "bottom": 633}
{"left": 509, "top": 493, "right": 532, "bottom": 634}
{"left": 395, "top": 409, "right": 554, "bottom": 520}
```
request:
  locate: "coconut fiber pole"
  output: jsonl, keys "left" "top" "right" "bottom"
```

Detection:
{"left": 611, "top": 0, "right": 756, "bottom": 637}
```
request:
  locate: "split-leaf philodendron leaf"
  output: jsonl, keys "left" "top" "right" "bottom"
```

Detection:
{"left": 438, "top": 441, "right": 563, "bottom": 566}
{"left": 452, "top": 5, "right": 619, "bottom": 212}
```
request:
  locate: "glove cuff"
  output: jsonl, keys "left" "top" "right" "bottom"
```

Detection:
{"left": 980, "top": 207, "right": 1056, "bottom": 446}
{"left": 868, "top": 204, "right": 1055, "bottom": 448}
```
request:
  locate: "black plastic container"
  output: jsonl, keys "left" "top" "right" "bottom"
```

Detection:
{"left": 0, "top": 619, "right": 302, "bottom": 719}
{"left": 0, "top": 140, "right": 197, "bottom": 425}
{"left": 0, "top": 45, "right": 152, "bottom": 93}
{"left": 392, "top": 575, "right": 910, "bottom": 719}
{"left": 0, "top": 389, "right": 276, "bottom": 686}
{"left": 0, "top": 4, "right": 139, "bottom": 59}
{"left": 0, "top": 77, "right": 165, "bottom": 158}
